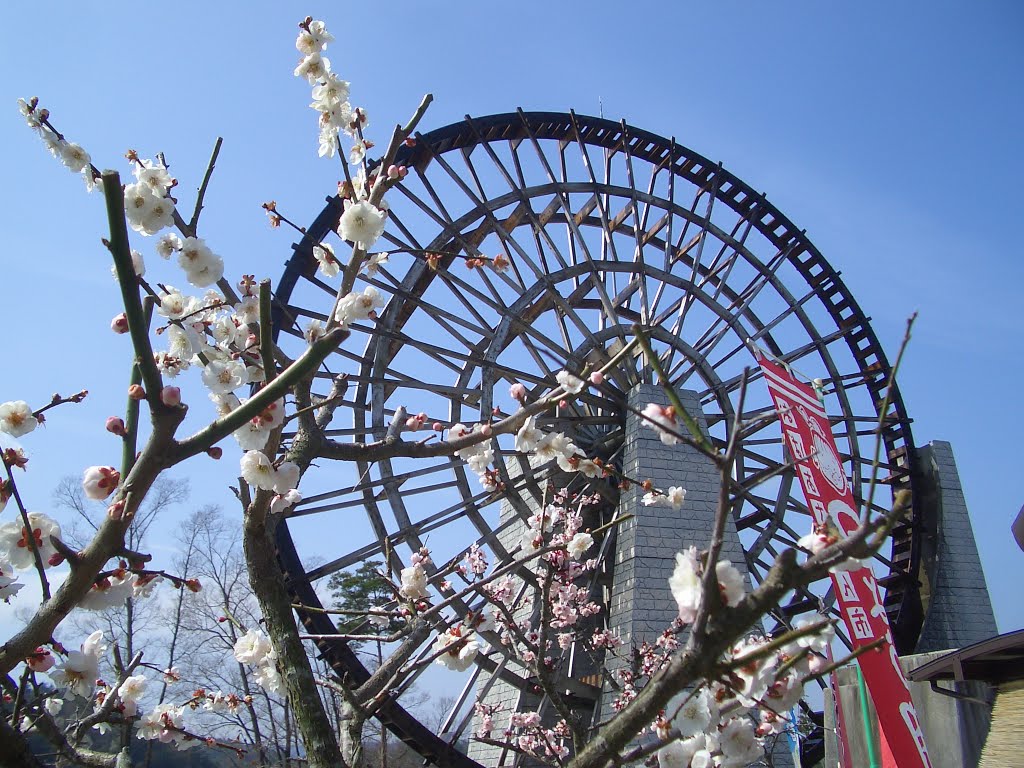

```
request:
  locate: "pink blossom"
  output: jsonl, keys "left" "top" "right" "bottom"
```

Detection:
{"left": 160, "top": 386, "right": 181, "bottom": 406}
{"left": 110, "top": 313, "right": 129, "bottom": 334}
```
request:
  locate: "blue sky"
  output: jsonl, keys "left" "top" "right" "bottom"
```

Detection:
{"left": 1, "top": 0, "right": 1021, "bottom": 657}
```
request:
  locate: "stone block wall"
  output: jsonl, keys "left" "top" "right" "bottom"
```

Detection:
{"left": 915, "top": 441, "right": 998, "bottom": 653}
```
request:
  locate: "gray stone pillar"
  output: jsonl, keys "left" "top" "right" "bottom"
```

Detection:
{"left": 603, "top": 384, "right": 751, "bottom": 709}
{"left": 915, "top": 441, "right": 998, "bottom": 653}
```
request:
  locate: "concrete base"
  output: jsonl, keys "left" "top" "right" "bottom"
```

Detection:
{"left": 824, "top": 651, "right": 993, "bottom": 768}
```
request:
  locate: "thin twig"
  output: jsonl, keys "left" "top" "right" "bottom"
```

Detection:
{"left": 189, "top": 137, "right": 223, "bottom": 233}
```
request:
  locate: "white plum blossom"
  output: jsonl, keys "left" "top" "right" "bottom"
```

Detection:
{"left": 134, "top": 162, "right": 174, "bottom": 194}
{"left": 334, "top": 286, "right": 384, "bottom": 328}
{"left": 294, "top": 52, "right": 331, "bottom": 84}
{"left": 798, "top": 526, "right": 832, "bottom": 555}
{"left": 82, "top": 466, "right": 120, "bottom": 500}
{"left": 432, "top": 626, "right": 479, "bottom": 672}
{"left": 304, "top": 319, "right": 326, "bottom": 343}
{"left": 59, "top": 142, "right": 90, "bottom": 173}
{"left": 566, "top": 532, "right": 593, "bottom": 560}
{"left": 717, "top": 560, "right": 746, "bottom": 607}
{"left": 0, "top": 512, "right": 62, "bottom": 570}
{"left": 532, "top": 432, "right": 582, "bottom": 470}
{"left": 240, "top": 451, "right": 277, "bottom": 491}
{"left": 666, "top": 486, "right": 686, "bottom": 509}
{"left": 117, "top": 674, "right": 147, "bottom": 717}
{"left": 657, "top": 735, "right": 707, "bottom": 768}
{"left": 136, "top": 703, "right": 185, "bottom": 744}
{"left": 50, "top": 631, "right": 105, "bottom": 698}
{"left": 157, "top": 287, "right": 188, "bottom": 319}
{"left": 792, "top": 614, "right": 836, "bottom": 653}
{"left": 337, "top": 199, "right": 386, "bottom": 248}
{"left": 311, "top": 74, "right": 349, "bottom": 108}
{"left": 642, "top": 486, "right": 686, "bottom": 510}
{"left": 178, "top": 236, "right": 224, "bottom": 288}
{"left": 123, "top": 183, "right": 174, "bottom": 236}
{"left": 0, "top": 559, "right": 23, "bottom": 602}
{"left": 313, "top": 243, "right": 341, "bottom": 277}
{"left": 0, "top": 401, "right": 37, "bottom": 438}
{"left": 367, "top": 606, "right": 390, "bottom": 628}
{"left": 271, "top": 488, "right": 303, "bottom": 515}
{"left": 233, "top": 628, "right": 273, "bottom": 666}
{"left": 232, "top": 396, "right": 285, "bottom": 451}
{"left": 364, "top": 251, "right": 389, "bottom": 275}
{"left": 78, "top": 574, "right": 134, "bottom": 611}
{"left": 253, "top": 660, "right": 284, "bottom": 694}
{"left": 201, "top": 359, "right": 247, "bottom": 394}
{"left": 717, "top": 717, "right": 762, "bottom": 767}
{"left": 669, "top": 548, "right": 702, "bottom": 624}
{"left": 234, "top": 295, "right": 260, "bottom": 323}
{"left": 130, "top": 249, "right": 146, "bottom": 277}
{"left": 272, "top": 461, "right": 300, "bottom": 494}
{"left": 296, "top": 19, "right": 335, "bottom": 55}
{"left": 155, "top": 232, "right": 182, "bottom": 259}
{"left": 675, "top": 689, "right": 714, "bottom": 738}
{"left": 555, "top": 370, "right": 585, "bottom": 394}
{"left": 44, "top": 697, "right": 63, "bottom": 717}
{"left": 399, "top": 563, "right": 428, "bottom": 600}
{"left": 211, "top": 316, "right": 246, "bottom": 350}
{"left": 515, "top": 417, "right": 543, "bottom": 453}
{"left": 640, "top": 403, "right": 681, "bottom": 445}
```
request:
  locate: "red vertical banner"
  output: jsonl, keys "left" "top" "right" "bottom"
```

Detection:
{"left": 754, "top": 350, "right": 931, "bottom": 768}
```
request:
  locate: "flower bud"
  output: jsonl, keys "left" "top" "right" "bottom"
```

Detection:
{"left": 107, "top": 500, "right": 126, "bottom": 520}
{"left": 480, "top": 424, "right": 492, "bottom": 437}
{"left": 206, "top": 446, "right": 223, "bottom": 460}
{"left": 160, "top": 386, "right": 181, "bottom": 407}
{"left": 509, "top": 382, "right": 527, "bottom": 401}
{"left": 432, "top": 422, "right": 444, "bottom": 432}
{"left": 26, "top": 647, "right": 54, "bottom": 673}
{"left": 128, "top": 384, "right": 146, "bottom": 400}
{"left": 387, "top": 164, "right": 401, "bottom": 180}
{"left": 110, "top": 313, "right": 129, "bottom": 334}
{"left": 589, "top": 371, "right": 605, "bottom": 385}
{"left": 105, "top": 417, "right": 127, "bottom": 437}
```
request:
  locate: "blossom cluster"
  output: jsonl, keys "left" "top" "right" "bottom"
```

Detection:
{"left": 651, "top": 619, "right": 834, "bottom": 768}
{"left": 233, "top": 628, "right": 285, "bottom": 695}
{"left": 16, "top": 97, "right": 99, "bottom": 191}
{"left": 474, "top": 704, "right": 572, "bottom": 762}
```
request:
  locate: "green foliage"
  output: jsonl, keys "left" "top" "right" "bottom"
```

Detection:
{"left": 326, "top": 561, "right": 401, "bottom": 641}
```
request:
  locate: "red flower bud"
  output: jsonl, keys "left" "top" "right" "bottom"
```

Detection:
{"left": 105, "top": 416, "right": 127, "bottom": 436}
{"left": 107, "top": 500, "right": 126, "bottom": 520}
{"left": 128, "top": 384, "right": 146, "bottom": 400}
{"left": 206, "top": 446, "right": 223, "bottom": 460}
{"left": 110, "top": 313, "right": 129, "bottom": 334}
{"left": 160, "top": 386, "right": 181, "bottom": 406}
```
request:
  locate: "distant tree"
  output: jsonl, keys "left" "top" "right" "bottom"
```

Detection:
{"left": 327, "top": 561, "right": 401, "bottom": 643}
